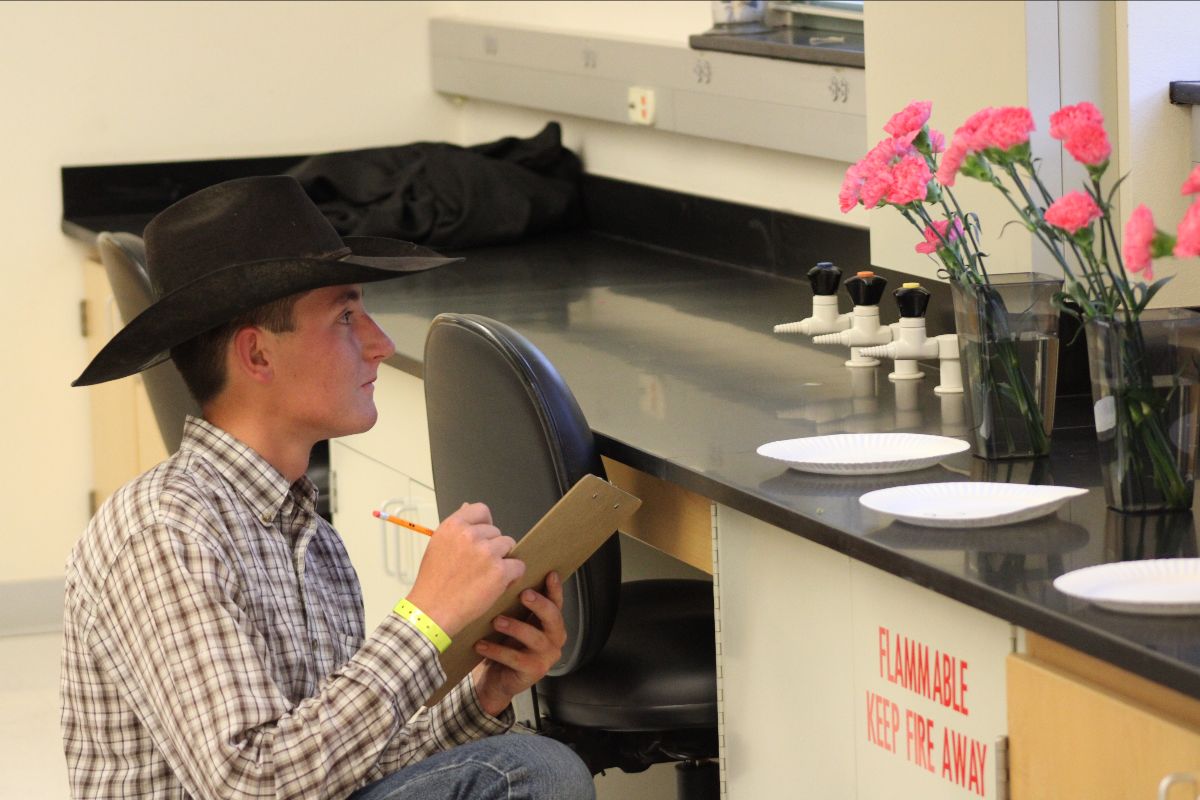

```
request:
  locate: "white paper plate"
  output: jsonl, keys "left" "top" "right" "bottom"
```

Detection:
{"left": 1053, "top": 559, "right": 1200, "bottom": 615}
{"left": 756, "top": 433, "right": 969, "bottom": 476}
{"left": 858, "top": 482, "right": 1087, "bottom": 528}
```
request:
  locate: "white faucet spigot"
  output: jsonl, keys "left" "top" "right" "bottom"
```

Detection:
{"left": 774, "top": 295, "right": 852, "bottom": 336}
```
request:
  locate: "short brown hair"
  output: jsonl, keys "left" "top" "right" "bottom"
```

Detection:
{"left": 171, "top": 294, "right": 300, "bottom": 406}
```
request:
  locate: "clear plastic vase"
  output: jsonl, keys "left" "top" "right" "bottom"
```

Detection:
{"left": 950, "top": 273, "right": 1062, "bottom": 460}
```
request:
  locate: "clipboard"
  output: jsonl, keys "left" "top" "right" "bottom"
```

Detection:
{"left": 426, "top": 473, "right": 641, "bottom": 706}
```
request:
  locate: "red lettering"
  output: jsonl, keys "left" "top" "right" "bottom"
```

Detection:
{"left": 958, "top": 659, "right": 970, "bottom": 716}
{"left": 865, "top": 690, "right": 899, "bottom": 753}
{"left": 873, "top": 626, "right": 969, "bottom": 717}
{"left": 942, "top": 654, "right": 955, "bottom": 708}
{"left": 931, "top": 652, "right": 943, "bottom": 704}
{"left": 879, "top": 626, "right": 889, "bottom": 680}
{"left": 905, "top": 709, "right": 936, "bottom": 773}
{"left": 866, "top": 691, "right": 878, "bottom": 747}
{"left": 969, "top": 738, "right": 988, "bottom": 797}
{"left": 916, "top": 643, "right": 930, "bottom": 698}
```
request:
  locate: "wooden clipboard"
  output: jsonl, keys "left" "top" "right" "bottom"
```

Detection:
{"left": 426, "top": 473, "right": 641, "bottom": 706}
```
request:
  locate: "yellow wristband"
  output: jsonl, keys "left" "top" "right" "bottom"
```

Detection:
{"left": 392, "top": 598, "right": 452, "bottom": 653}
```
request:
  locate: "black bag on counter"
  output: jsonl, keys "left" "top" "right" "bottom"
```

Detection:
{"left": 287, "top": 122, "right": 582, "bottom": 250}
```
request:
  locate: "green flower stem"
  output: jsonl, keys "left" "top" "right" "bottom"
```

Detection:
{"left": 1108, "top": 320, "right": 1191, "bottom": 508}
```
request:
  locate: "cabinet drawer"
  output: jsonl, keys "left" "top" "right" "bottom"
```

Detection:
{"left": 336, "top": 367, "right": 433, "bottom": 487}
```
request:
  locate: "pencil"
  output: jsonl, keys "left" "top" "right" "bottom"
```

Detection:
{"left": 372, "top": 510, "right": 435, "bottom": 537}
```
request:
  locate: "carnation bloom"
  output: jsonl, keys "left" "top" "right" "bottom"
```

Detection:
{"left": 1049, "top": 101, "right": 1104, "bottom": 139}
{"left": 1122, "top": 204, "right": 1156, "bottom": 279}
{"left": 1050, "top": 101, "right": 1111, "bottom": 166}
{"left": 886, "top": 154, "right": 933, "bottom": 205}
{"left": 936, "top": 108, "right": 995, "bottom": 186}
{"left": 1175, "top": 199, "right": 1200, "bottom": 258}
{"left": 975, "top": 106, "right": 1034, "bottom": 152}
{"left": 841, "top": 136, "right": 921, "bottom": 211}
{"left": 928, "top": 129, "right": 945, "bottom": 154}
{"left": 839, "top": 164, "right": 864, "bottom": 213}
{"left": 915, "top": 218, "right": 965, "bottom": 254}
{"left": 1044, "top": 191, "right": 1102, "bottom": 233}
{"left": 1181, "top": 165, "right": 1200, "bottom": 196}
{"left": 884, "top": 100, "right": 932, "bottom": 138}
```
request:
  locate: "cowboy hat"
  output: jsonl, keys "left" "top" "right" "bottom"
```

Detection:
{"left": 72, "top": 175, "right": 459, "bottom": 386}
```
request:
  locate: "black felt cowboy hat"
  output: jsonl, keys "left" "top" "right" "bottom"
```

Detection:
{"left": 73, "top": 175, "right": 460, "bottom": 386}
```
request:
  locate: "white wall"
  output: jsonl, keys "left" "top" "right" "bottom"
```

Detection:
{"left": 0, "top": 0, "right": 459, "bottom": 584}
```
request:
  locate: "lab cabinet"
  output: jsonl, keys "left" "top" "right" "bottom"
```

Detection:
{"left": 1007, "top": 634, "right": 1200, "bottom": 800}
{"left": 715, "top": 505, "right": 1012, "bottom": 800}
{"left": 82, "top": 257, "right": 167, "bottom": 511}
{"left": 330, "top": 441, "right": 435, "bottom": 626}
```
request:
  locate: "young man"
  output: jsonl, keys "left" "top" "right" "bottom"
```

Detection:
{"left": 63, "top": 176, "right": 594, "bottom": 799}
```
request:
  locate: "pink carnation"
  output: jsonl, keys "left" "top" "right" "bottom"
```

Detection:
{"left": 915, "top": 218, "right": 965, "bottom": 254}
{"left": 1063, "top": 121, "right": 1110, "bottom": 166}
{"left": 935, "top": 137, "right": 969, "bottom": 186}
{"left": 1044, "top": 191, "right": 1102, "bottom": 233}
{"left": 1049, "top": 102, "right": 1104, "bottom": 139}
{"left": 884, "top": 100, "right": 932, "bottom": 138}
{"left": 1182, "top": 165, "right": 1200, "bottom": 196}
{"left": 1123, "top": 204, "right": 1156, "bottom": 279}
{"left": 886, "top": 154, "right": 933, "bottom": 205}
{"left": 928, "top": 128, "right": 945, "bottom": 154}
{"left": 936, "top": 108, "right": 995, "bottom": 186}
{"left": 839, "top": 163, "right": 864, "bottom": 213}
{"left": 860, "top": 168, "right": 893, "bottom": 209}
{"left": 1050, "top": 102, "right": 1111, "bottom": 166}
{"left": 975, "top": 106, "right": 1035, "bottom": 152}
{"left": 1175, "top": 199, "right": 1200, "bottom": 258}
{"left": 841, "top": 136, "right": 921, "bottom": 210}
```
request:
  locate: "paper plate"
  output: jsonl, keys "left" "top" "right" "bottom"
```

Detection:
{"left": 1053, "top": 559, "right": 1200, "bottom": 615}
{"left": 756, "top": 433, "right": 969, "bottom": 476}
{"left": 858, "top": 482, "right": 1087, "bottom": 528}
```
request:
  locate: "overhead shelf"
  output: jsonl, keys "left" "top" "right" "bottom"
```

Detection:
{"left": 430, "top": 18, "right": 865, "bottom": 164}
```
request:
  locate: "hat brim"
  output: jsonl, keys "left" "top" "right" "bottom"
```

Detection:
{"left": 73, "top": 236, "right": 459, "bottom": 387}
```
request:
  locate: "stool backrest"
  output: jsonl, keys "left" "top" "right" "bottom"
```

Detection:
{"left": 423, "top": 313, "right": 621, "bottom": 675}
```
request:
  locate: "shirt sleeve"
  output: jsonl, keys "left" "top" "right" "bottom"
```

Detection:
{"left": 89, "top": 515, "right": 449, "bottom": 800}
{"left": 364, "top": 629, "right": 514, "bottom": 782}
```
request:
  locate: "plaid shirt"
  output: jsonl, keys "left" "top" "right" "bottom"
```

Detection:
{"left": 61, "top": 416, "right": 510, "bottom": 799}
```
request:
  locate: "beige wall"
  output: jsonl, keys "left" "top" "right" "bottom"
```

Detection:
{"left": 1116, "top": 0, "right": 1200, "bottom": 305}
{"left": 0, "top": 0, "right": 459, "bottom": 583}
{"left": 863, "top": 1, "right": 1042, "bottom": 279}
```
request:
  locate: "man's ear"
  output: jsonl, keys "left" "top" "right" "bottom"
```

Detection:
{"left": 229, "top": 326, "right": 274, "bottom": 385}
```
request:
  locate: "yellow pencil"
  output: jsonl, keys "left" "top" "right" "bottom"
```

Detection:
{"left": 371, "top": 510, "right": 435, "bottom": 537}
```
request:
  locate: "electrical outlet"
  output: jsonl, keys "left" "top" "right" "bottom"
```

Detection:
{"left": 627, "top": 86, "right": 656, "bottom": 126}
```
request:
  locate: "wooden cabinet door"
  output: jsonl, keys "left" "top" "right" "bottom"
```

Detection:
{"left": 1008, "top": 643, "right": 1200, "bottom": 800}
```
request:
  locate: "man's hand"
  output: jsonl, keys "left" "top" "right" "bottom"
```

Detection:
{"left": 404, "top": 502, "right": 524, "bottom": 636}
{"left": 470, "top": 571, "right": 567, "bottom": 717}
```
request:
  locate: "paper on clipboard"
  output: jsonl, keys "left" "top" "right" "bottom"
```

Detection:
{"left": 426, "top": 473, "right": 641, "bottom": 706}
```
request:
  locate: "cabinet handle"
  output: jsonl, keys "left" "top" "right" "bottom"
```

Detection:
{"left": 1158, "top": 772, "right": 1199, "bottom": 800}
{"left": 377, "top": 497, "right": 411, "bottom": 579}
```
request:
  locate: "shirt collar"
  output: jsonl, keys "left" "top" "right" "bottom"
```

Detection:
{"left": 178, "top": 415, "right": 318, "bottom": 525}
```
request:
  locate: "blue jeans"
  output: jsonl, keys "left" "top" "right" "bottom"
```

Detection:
{"left": 348, "top": 733, "right": 595, "bottom": 800}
